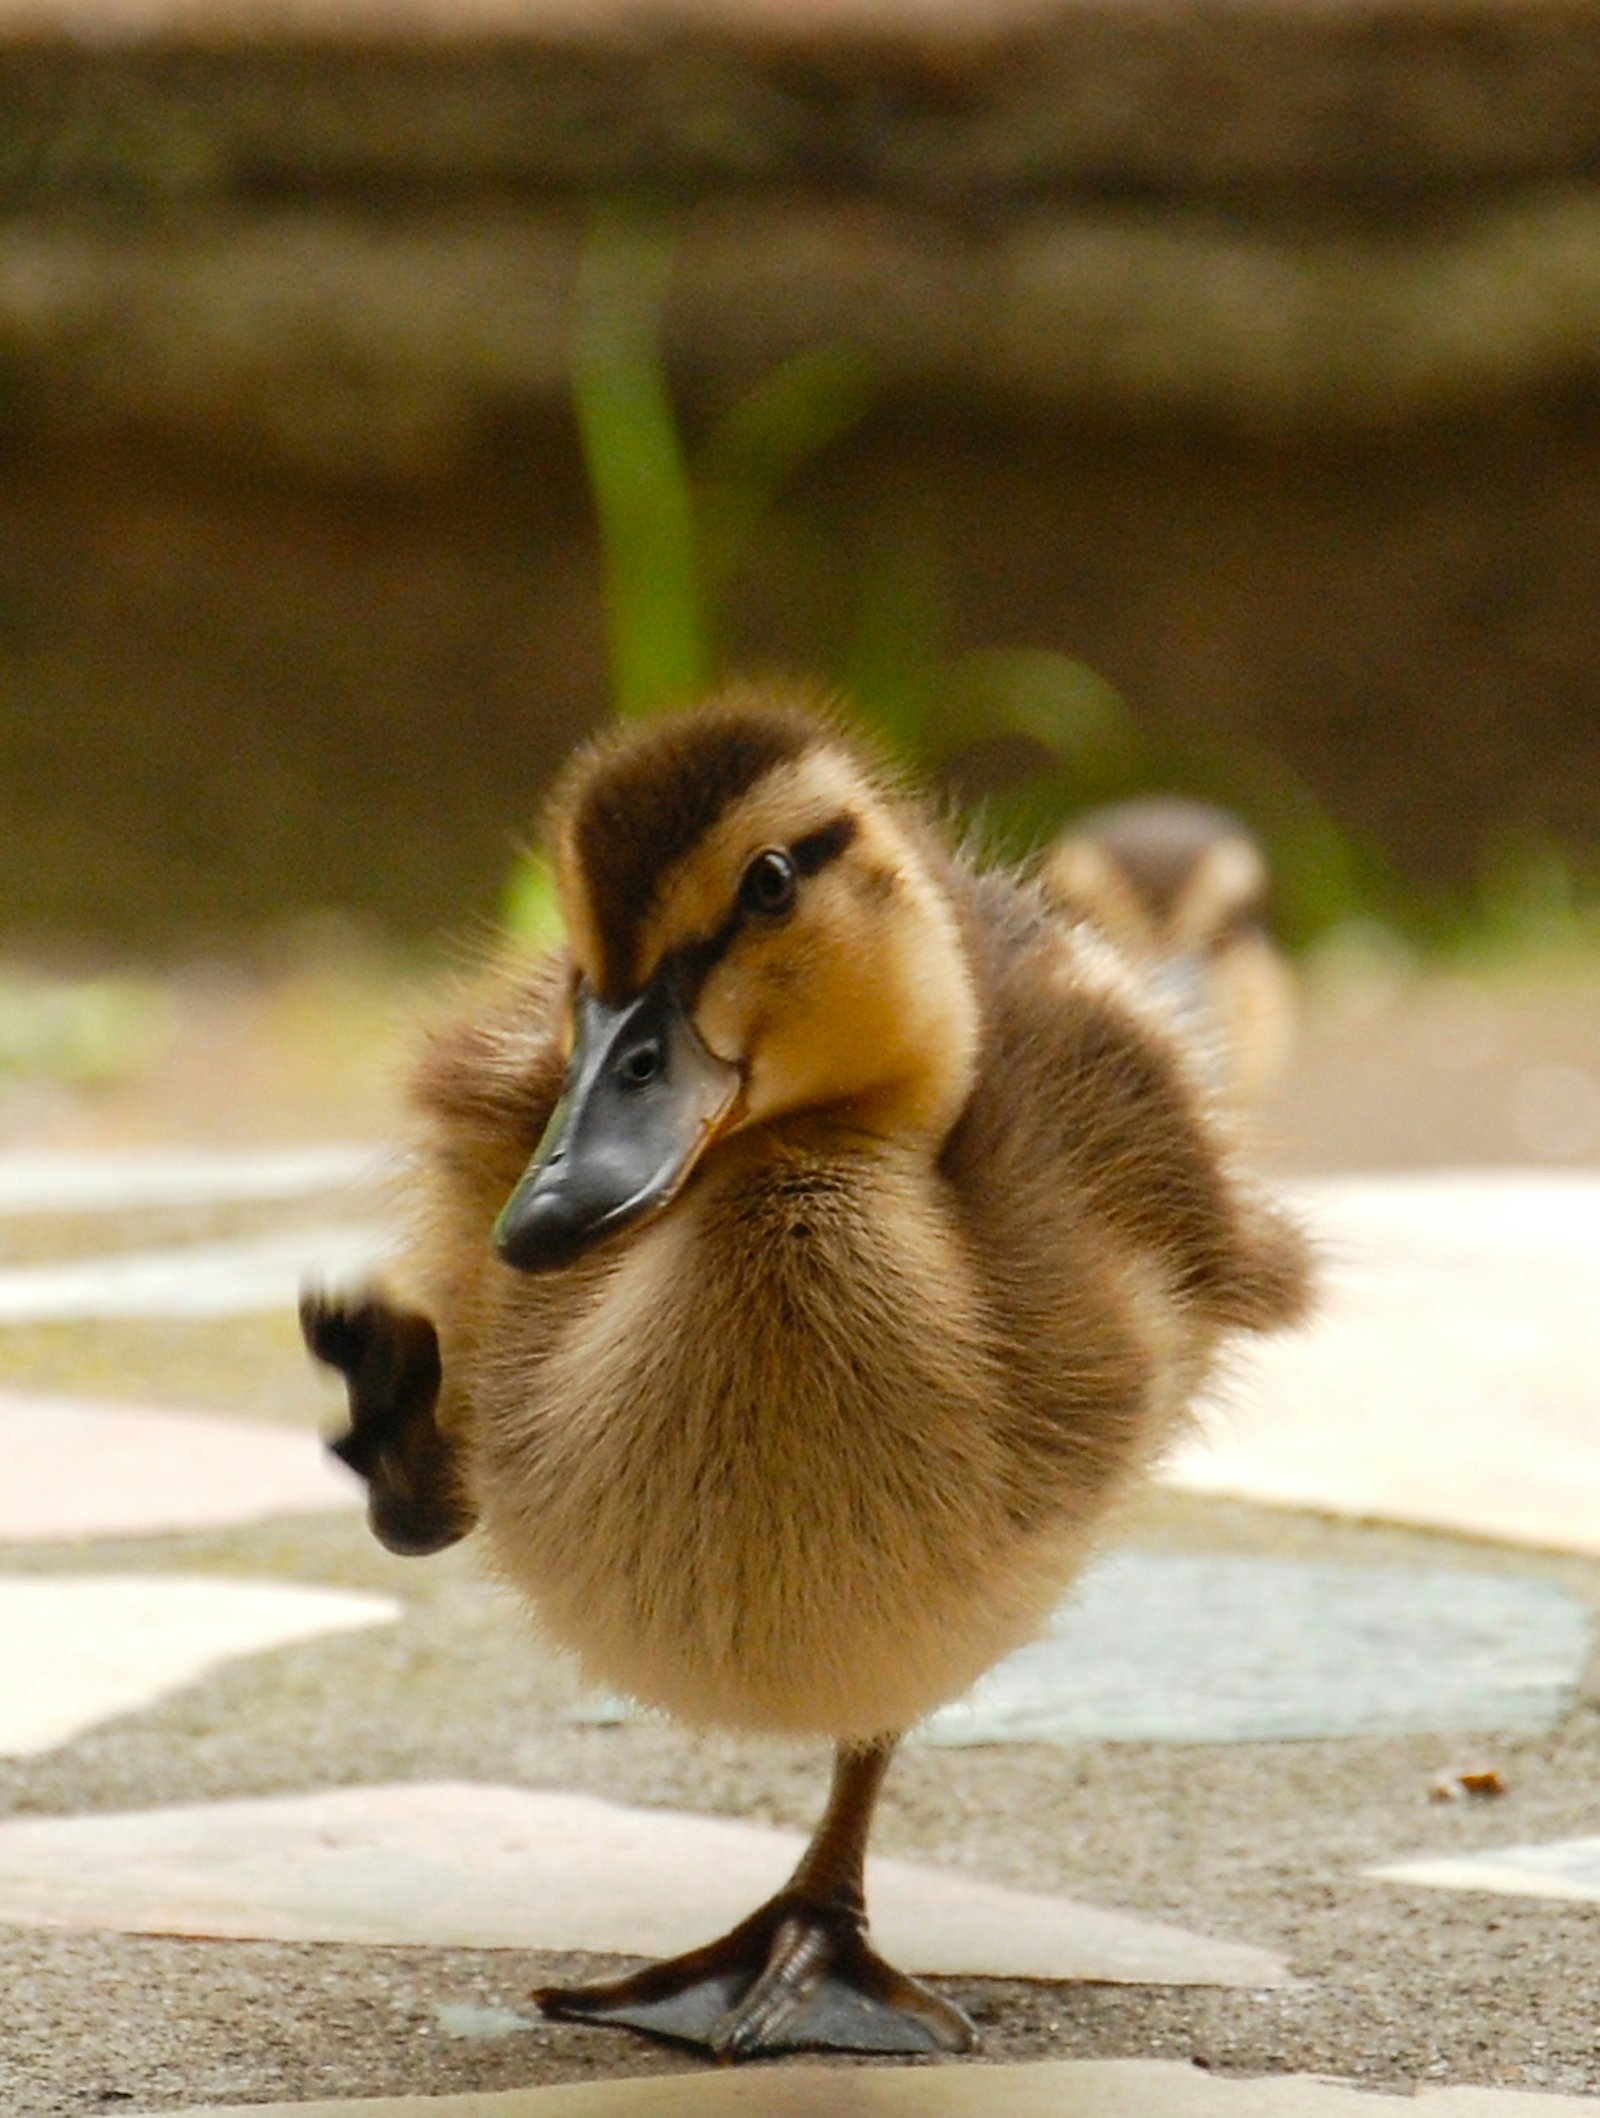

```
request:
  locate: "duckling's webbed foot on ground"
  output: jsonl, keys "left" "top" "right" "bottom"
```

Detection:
{"left": 535, "top": 1888, "right": 973, "bottom": 2059}
{"left": 533, "top": 1739, "right": 976, "bottom": 2061}
{"left": 300, "top": 1288, "right": 473, "bottom": 1557}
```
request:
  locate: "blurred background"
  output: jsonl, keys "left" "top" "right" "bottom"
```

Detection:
{"left": 1, "top": 0, "right": 1597, "bottom": 1169}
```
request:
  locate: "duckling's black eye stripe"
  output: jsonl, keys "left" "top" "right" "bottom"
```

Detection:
{"left": 666, "top": 903, "right": 749, "bottom": 1006}
{"left": 663, "top": 814, "right": 859, "bottom": 1006}
{"left": 792, "top": 814, "right": 858, "bottom": 876}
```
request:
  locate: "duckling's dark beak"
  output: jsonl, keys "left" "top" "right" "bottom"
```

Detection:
{"left": 494, "top": 979, "right": 742, "bottom": 1273}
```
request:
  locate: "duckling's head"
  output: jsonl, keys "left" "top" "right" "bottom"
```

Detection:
{"left": 495, "top": 686, "right": 979, "bottom": 1271}
{"left": 1042, "top": 797, "right": 1271, "bottom": 963}
{"left": 1043, "top": 797, "right": 1295, "bottom": 1103}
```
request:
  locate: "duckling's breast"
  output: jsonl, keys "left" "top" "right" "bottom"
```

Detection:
{"left": 470, "top": 1150, "right": 1110, "bottom": 1740}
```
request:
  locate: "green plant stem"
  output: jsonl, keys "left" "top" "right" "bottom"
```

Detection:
{"left": 570, "top": 210, "right": 708, "bottom": 719}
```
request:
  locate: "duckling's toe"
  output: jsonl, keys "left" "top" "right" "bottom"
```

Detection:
{"left": 533, "top": 1892, "right": 975, "bottom": 2061}
{"left": 710, "top": 1905, "right": 975, "bottom": 2061}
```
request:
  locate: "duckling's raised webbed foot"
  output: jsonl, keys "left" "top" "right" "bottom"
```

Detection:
{"left": 300, "top": 1287, "right": 474, "bottom": 1557}
{"left": 534, "top": 1738, "right": 975, "bottom": 2061}
{"left": 534, "top": 1889, "right": 974, "bottom": 2059}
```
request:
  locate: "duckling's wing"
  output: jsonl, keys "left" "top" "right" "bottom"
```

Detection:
{"left": 946, "top": 866, "right": 1311, "bottom": 1341}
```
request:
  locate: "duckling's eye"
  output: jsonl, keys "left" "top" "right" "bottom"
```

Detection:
{"left": 739, "top": 848, "right": 798, "bottom": 918}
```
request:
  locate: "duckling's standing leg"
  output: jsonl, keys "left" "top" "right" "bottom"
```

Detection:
{"left": 535, "top": 1739, "right": 975, "bottom": 2060}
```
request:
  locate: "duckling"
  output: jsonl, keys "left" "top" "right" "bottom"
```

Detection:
{"left": 1042, "top": 797, "right": 1296, "bottom": 1106}
{"left": 303, "top": 681, "right": 1311, "bottom": 2063}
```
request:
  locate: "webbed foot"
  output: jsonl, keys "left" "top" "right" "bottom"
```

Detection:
{"left": 301, "top": 1287, "right": 472, "bottom": 1556}
{"left": 534, "top": 1889, "right": 975, "bottom": 2060}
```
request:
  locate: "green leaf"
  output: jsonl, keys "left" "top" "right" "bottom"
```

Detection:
{"left": 502, "top": 858, "right": 567, "bottom": 950}
{"left": 696, "top": 346, "right": 877, "bottom": 595}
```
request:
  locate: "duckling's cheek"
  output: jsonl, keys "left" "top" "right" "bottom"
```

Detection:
{"left": 690, "top": 976, "right": 755, "bottom": 1074}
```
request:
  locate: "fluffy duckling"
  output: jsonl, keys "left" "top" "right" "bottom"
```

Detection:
{"left": 304, "top": 683, "right": 1311, "bottom": 2062}
{"left": 1042, "top": 797, "right": 1296, "bottom": 1106}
